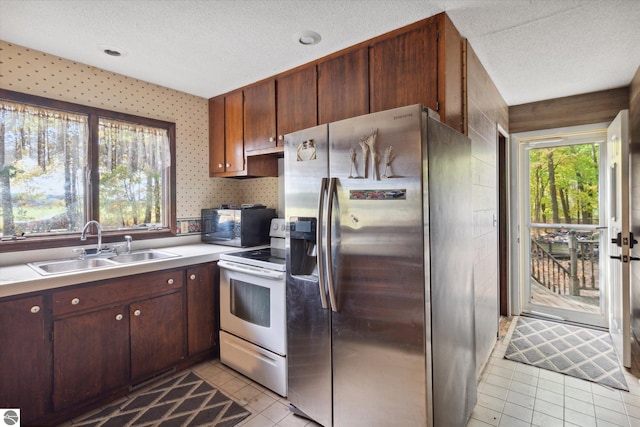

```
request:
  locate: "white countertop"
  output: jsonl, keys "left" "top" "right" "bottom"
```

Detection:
{"left": 0, "top": 242, "right": 245, "bottom": 298}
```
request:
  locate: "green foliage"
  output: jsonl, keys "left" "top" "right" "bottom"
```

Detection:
{"left": 529, "top": 143, "right": 599, "bottom": 224}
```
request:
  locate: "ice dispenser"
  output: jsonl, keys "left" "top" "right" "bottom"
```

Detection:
{"left": 289, "top": 217, "right": 317, "bottom": 277}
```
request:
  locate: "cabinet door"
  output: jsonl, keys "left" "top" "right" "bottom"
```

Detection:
{"left": 187, "top": 264, "right": 217, "bottom": 355}
{"left": 276, "top": 65, "right": 317, "bottom": 142}
{"left": 0, "top": 296, "right": 51, "bottom": 423}
{"left": 225, "top": 90, "right": 245, "bottom": 173}
{"left": 209, "top": 96, "right": 226, "bottom": 176}
{"left": 244, "top": 80, "right": 277, "bottom": 152}
{"left": 53, "top": 306, "right": 129, "bottom": 411}
{"left": 370, "top": 20, "right": 438, "bottom": 113}
{"left": 130, "top": 291, "right": 185, "bottom": 380}
{"left": 318, "top": 48, "right": 369, "bottom": 124}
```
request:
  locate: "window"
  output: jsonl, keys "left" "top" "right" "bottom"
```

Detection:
{"left": 0, "top": 90, "right": 176, "bottom": 251}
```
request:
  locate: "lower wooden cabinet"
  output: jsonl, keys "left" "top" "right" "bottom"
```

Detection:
{"left": 187, "top": 263, "right": 217, "bottom": 355}
{"left": 0, "top": 261, "right": 218, "bottom": 425}
{"left": 53, "top": 305, "right": 130, "bottom": 411}
{"left": 0, "top": 295, "right": 51, "bottom": 424}
{"left": 130, "top": 291, "right": 185, "bottom": 380}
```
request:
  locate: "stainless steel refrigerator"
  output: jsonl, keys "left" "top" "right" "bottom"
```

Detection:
{"left": 285, "top": 104, "right": 477, "bottom": 427}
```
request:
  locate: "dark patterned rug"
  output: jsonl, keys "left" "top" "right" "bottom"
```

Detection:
{"left": 504, "top": 316, "right": 628, "bottom": 391}
{"left": 69, "top": 370, "right": 251, "bottom": 426}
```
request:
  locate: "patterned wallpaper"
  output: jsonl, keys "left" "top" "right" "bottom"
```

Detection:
{"left": 0, "top": 40, "right": 279, "bottom": 228}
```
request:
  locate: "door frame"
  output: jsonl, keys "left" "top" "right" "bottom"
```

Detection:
{"left": 510, "top": 123, "right": 610, "bottom": 326}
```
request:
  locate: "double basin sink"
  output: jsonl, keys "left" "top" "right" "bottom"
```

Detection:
{"left": 27, "top": 249, "right": 179, "bottom": 276}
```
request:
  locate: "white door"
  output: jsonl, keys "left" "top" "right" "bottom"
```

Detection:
{"left": 607, "top": 110, "right": 631, "bottom": 368}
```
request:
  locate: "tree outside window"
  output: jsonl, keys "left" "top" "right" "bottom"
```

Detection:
{"left": 0, "top": 91, "right": 175, "bottom": 246}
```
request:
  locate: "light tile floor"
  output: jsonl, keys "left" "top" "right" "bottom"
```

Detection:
{"left": 192, "top": 360, "right": 320, "bottom": 427}
{"left": 467, "top": 317, "right": 640, "bottom": 427}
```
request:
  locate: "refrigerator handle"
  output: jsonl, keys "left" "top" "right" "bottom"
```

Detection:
{"left": 316, "top": 177, "right": 329, "bottom": 309}
{"left": 326, "top": 177, "right": 338, "bottom": 312}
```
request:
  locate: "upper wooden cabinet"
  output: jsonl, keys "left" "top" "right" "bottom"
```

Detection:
{"left": 370, "top": 20, "right": 438, "bottom": 114}
{"left": 318, "top": 48, "right": 369, "bottom": 124}
{"left": 209, "top": 12, "right": 465, "bottom": 177}
{"left": 224, "top": 90, "right": 245, "bottom": 174}
{"left": 208, "top": 96, "right": 225, "bottom": 176}
{"left": 276, "top": 65, "right": 317, "bottom": 141}
{"left": 244, "top": 80, "right": 277, "bottom": 153}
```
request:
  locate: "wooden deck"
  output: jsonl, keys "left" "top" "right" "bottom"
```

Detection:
{"left": 530, "top": 280, "right": 601, "bottom": 314}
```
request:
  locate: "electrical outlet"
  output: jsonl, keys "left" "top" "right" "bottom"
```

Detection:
{"left": 180, "top": 221, "right": 189, "bottom": 234}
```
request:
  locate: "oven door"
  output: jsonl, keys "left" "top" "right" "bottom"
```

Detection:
{"left": 219, "top": 260, "right": 286, "bottom": 355}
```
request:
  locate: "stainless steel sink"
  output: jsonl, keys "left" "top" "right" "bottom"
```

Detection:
{"left": 109, "top": 249, "right": 178, "bottom": 263}
{"left": 28, "top": 258, "right": 118, "bottom": 275}
{"left": 27, "top": 249, "right": 180, "bottom": 275}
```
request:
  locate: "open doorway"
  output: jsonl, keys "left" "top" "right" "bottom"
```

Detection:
{"left": 512, "top": 125, "right": 608, "bottom": 328}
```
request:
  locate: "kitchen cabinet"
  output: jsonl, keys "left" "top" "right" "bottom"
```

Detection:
{"left": 53, "top": 305, "right": 129, "bottom": 411}
{"left": 51, "top": 268, "right": 185, "bottom": 411}
{"left": 276, "top": 64, "right": 318, "bottom": 141}
{"left": 130, "top": 291, "right": 184, "bottom": 380}
{"left": 0, "top": 295, "right": 51, "bottom": 424}
{"left": 244, "top": 80, "right": 277, "bottom": 154}
{"left": 210, "top": 89, "right": 278, "bottom": 177}
{"left": 187, "top": 263, "right": 218, "bottom": 355}
{"left": 318, "top": 48, "right": 369, "bottom": 124}
{"left": 369, "top": 19, "right": 439, "bottom": 114}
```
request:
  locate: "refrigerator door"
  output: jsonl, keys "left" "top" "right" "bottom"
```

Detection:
{"left": 328, "top": 105, "right": 428, "bottom": 426}
{"left": 284, "top": 124, "right": 332, "bottom": 427}
{"left": 425, "top": 118, "right": 477, "bottom": 426}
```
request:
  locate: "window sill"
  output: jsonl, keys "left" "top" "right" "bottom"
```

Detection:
{"left": 0, "top": 229, "right": 177, "bottom": 253}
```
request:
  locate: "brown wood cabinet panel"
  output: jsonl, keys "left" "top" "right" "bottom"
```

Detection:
{"left": 53, "top": 269, "right": 183, "bottom": 316}
{"left": 0, "top": 295, "right": 51, "bottom": 423}
{"left": 318, "top": 48, "right": 369, "bottom": 124}
{"left": 53, "top": 305, "right": 129, "bottom": 411}
{"left": 225, "top": 90, "right": 245, "bottom": 173}
{"left": 130, "top": 291, "right": 184, "bottom": 380}
{"left": 187, "top": 263, "right": 217, "bottom": 355}
{"left": 244, "top": 80, "right": 277, "bottom": 152}
{"left": 370, "top": 20, "right": 439, "bottom": 114}
{"left": 438, "top": 13, "right": 464, "bottom": 133}
{"left": 509, "top": 87, "right": 629, "bottom": 133}
{"left": 209, "top": 96, "right": 226, "bottom": 176}
{"left": 277, "top": 65, "right": 317, "bottom": 141}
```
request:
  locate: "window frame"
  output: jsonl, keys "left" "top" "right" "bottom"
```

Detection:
{"left": 0, "top": 89, "right": 177, "bottom": 253}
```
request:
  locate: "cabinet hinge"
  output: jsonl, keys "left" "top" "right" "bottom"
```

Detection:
{"left": 436, "top": 101, "right": 440, "bottom": 111}
{"left": 436, "top": 30, "right": 440, "bottom": 42}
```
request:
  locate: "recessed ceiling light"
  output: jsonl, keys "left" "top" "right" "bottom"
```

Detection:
{"left": 98, "top": 44, "right": 126, "bottom": 57}
{"left": 297, "top": 31, "right": 321, "bottom": 46}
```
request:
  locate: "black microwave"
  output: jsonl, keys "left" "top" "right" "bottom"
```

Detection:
{"left": 201, "top": 208, "right": 276, "bottom": 247}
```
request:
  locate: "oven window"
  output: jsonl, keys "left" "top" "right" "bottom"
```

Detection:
{"left": 230, "top": 278, "right": 271, "bottom": 327}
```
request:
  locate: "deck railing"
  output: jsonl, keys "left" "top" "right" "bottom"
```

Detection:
{"left": 530, "top": 230, "right": 600, "bottom": 296}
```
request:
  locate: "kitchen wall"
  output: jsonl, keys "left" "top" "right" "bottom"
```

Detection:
{"left": 465, "top": 42, "right": 509, "bottom": 376}
{"left": 0, "top": 40, "right": 279, "bottom": 231}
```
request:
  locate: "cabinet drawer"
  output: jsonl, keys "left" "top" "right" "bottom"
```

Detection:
{"left": 53, "top": 269, "right": 184, "bottom": 316}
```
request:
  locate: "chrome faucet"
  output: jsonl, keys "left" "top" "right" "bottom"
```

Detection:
{"left": 124, "top": 235, "right": 133, "bottom": 254}
{"left": 80, "top": 220, "right": 103, "bottom": 254}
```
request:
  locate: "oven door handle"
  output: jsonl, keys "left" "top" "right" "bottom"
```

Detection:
{"left": 218, "top": 260, "right": 285, "bottom": 280}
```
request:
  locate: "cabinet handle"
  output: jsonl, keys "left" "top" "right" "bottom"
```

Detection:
{"left": 167, "top": 278, "right": 174, "bottom": 285}
{"left": 218, "top": 163, "right": 223, "bottom": 168}
{"left": 134, "top": 309, "right": 141, "bottom": 316}
{"left": 278, "top": 135, "right": 284, "bottom": 141}
{"left": 30, "top": 305, "right": 40, "bottom": 314}
{"left": 115, "top": 314, "right": 123, "bottom": 321}
{"left": 269, "top": 137, "right": 275, "bottom": 143}
{"left": 71, "top": 298, "right": 80, "bottom": 305}
{"left": 226, "top": 163, "right": 231, "bottom": 168}
{"left": 190, "top": 274, "right": 196, "bottom": 280}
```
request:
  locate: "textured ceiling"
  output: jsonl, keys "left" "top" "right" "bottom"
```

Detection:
{"left": 0, "top": 0, "right": 638, "bottom": 106}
